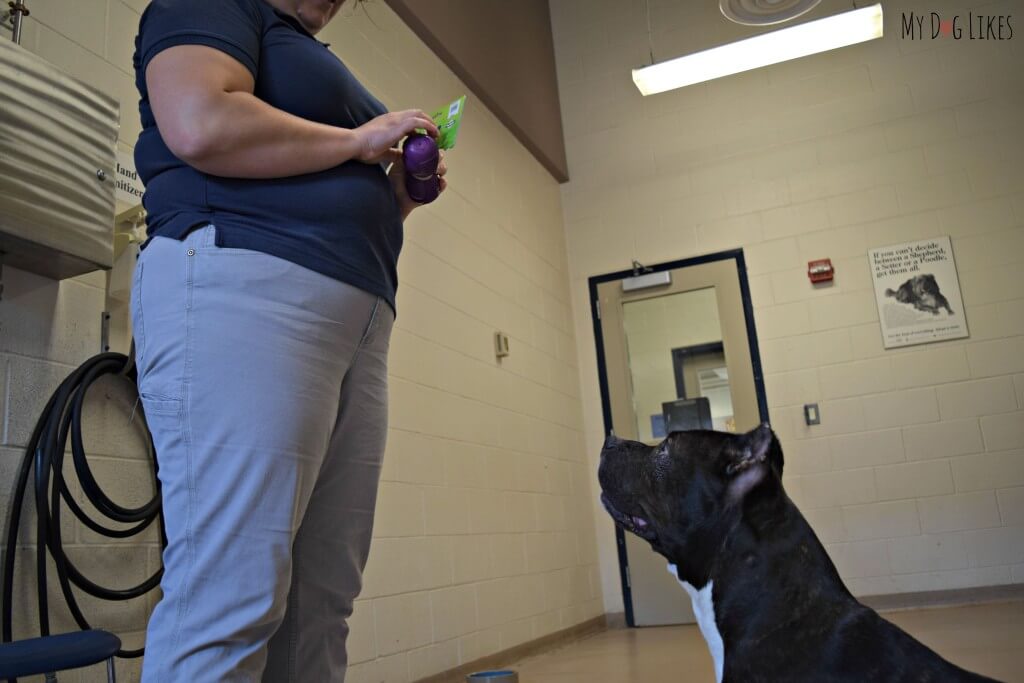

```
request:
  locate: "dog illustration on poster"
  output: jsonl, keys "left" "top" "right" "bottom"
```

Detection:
{"left": 884, "top": 273, "right": 954, "bottom": 315}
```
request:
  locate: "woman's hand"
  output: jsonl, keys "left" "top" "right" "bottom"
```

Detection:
{"left": 354, "top": 110, "right": 439, "bottom": 165}
{"left": 389, "top": 148, "right": 448, "bottom": 220}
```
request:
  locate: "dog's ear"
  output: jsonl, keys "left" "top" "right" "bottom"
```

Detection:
{"left": 766, "top": 428, "right": 784, "bottom": 477}
{"left": 724, "top": 423, "right": 780, "bottom": 502}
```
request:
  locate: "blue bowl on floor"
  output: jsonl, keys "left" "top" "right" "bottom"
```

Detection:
{"left": 467, "top": 671, "right": 518, "bottom": 682}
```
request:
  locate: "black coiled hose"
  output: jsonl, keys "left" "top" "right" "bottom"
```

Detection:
{"left": 1, "top": 348, "right": 164, "bottom": 667}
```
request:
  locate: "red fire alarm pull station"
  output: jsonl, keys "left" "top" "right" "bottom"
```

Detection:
{"left": 808, "top": 259, "right": 834, "bottom": 283}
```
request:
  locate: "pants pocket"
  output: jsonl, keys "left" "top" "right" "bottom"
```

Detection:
{"left": 131, "top": 260, "right": 146, "bottom": 368}
{"left": 140, "top": 392, "right": 183, "bottom": 417}
{"left": 132, "top": 234, "right": 190, "bottom": 403}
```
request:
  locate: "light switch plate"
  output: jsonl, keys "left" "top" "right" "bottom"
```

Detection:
{"left": 495, "top": 331, "right": 510, "bottom": 358}
{"left": 804, "top": 403, "right": 820, "bottom": 426}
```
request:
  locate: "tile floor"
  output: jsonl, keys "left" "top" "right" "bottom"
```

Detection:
{"left": 504, "top": 601, "right": 1023, "bottom": 682}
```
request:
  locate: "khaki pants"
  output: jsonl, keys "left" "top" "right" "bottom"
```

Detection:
{"left": 133, "top": 225, "right": 392, "bottom": 682}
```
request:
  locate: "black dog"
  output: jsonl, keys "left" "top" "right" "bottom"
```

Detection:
{"left": 885, "top": 273, "right": 954, "bottom": 315}
{"left": 598, "top": 425, "right": 999, "bottom": 682}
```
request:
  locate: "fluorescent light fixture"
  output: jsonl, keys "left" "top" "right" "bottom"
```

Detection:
{"left": 632, "top": 3, "right": 884, "bottom": 95}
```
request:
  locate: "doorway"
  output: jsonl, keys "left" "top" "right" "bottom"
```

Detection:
{"left": 589, "top": 250, "right": 768, "bottom": 627}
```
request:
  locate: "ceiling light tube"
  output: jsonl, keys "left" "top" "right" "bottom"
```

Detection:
{"left": 632, "top": 3, "right": 884, "bottom": 96}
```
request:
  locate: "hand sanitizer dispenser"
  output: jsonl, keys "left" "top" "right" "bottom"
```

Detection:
{"left": 0, "top": 37, "right": 119, "bottom": 281}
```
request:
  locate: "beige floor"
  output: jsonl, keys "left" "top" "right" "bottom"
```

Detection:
{"left": 504, "top": 602, "right": 1023, "bottom": 682}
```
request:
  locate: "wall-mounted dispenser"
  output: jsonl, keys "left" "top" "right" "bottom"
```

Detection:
{"left": 0, "top": 36, "right": 119, "bottom": 281}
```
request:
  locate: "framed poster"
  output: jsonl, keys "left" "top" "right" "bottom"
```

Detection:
{"left": 868, "top": 236, "right": 968, "bottom": 349}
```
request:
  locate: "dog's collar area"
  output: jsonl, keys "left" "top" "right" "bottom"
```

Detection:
{"left": 669, "top": 564, "right": 724, "bottom": 683}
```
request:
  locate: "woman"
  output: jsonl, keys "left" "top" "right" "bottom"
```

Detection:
{"left": 130, "top": 0, "right": 446, "bottom": 680}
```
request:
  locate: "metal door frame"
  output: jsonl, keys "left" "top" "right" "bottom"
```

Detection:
{"left": 587, "top": 248, "right": 770, "bottom": 627}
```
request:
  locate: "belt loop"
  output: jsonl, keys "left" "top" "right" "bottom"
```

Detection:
{"left": 203, "top": 224, "right": 216, "bottom": 248}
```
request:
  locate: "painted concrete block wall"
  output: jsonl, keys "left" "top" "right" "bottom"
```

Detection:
{"left": 0, "top": 1, "right": 599, "bottom": 681}
{"left": 550, "top": 0, "right": 1024, "bottom": 613}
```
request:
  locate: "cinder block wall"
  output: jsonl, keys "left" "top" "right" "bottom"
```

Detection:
{"left": 551, "top": 0, "right": 1024, "bottom": 613}
{"left": 0, "top": 1, "right": 600, "bottom": 681}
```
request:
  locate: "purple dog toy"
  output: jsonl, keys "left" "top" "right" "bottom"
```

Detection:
{"left": 402, "top": 133, "right": 440, "bottom": 204}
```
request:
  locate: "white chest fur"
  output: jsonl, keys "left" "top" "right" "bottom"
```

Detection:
{"left": 667, "top": 564, "right": 724, "bottom": 683}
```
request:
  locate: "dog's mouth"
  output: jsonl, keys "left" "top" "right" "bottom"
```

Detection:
{"left": 600, "top": 493, "right": 656, "bottom": 541}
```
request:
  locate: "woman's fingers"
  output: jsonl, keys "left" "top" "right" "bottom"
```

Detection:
{"left": 356, "top": 109, "right": 441, "bottom": 164}
{"left": 437, "top": 150, "right": 447, "bottom": 176}
{"left": 400, "top": 109, "right": 438, "bottom": 137}
{"left": 413, "top": 109, "right": 439, "bottom": 136}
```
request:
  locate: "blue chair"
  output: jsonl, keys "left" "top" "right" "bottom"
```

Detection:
{"left": 0, "top": 630, "right": 120, "bottom": 682}
{"left": 466, "top": 671, "right": 519, "bottom": 682}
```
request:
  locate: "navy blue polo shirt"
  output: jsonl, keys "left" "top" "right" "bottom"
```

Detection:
{"left": 133, "top": 0, "right": 403, "bottom": 311}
